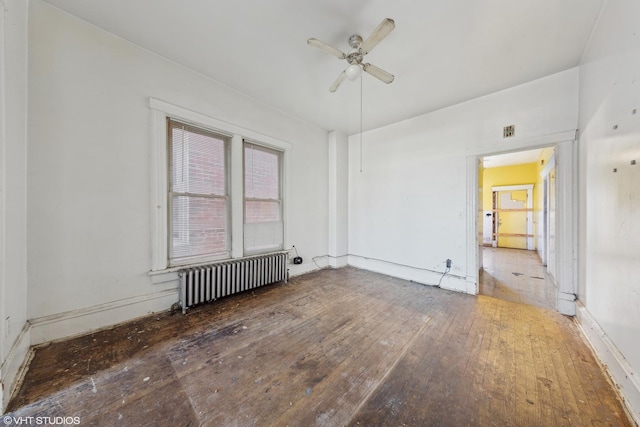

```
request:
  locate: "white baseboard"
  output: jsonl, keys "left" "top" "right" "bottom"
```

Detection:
{"left": 1, "top": 323, "right": 32, "bottom": 414}
{"left": 288, "top": 260, "right": 326, "bottom": 276}
{"left": 28, "top": 264, "right": 325, "bottom": 346}
{"left": 557, "top": 291, "right": 577, "bottom": 316}
{"left": 328, "top": 255, "right": 348, "bottom": 269}
{"left": 347, "top": 255, "right": 474, "bottom": 295}
{"left": 575, "top": 301, "right": 640, "bottom": 425}
{"left": 28, "top": 261, "right": 330, "bottom": 347}
{"left": 29, "top": 288, "right": 178, "bottom": 346}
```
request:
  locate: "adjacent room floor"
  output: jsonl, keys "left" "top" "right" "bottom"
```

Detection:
{"left": 479, "top": 247, "right": 557, "bottom": 310}
{"left": 7, "top": 267, "right": 632, "bottom": 426}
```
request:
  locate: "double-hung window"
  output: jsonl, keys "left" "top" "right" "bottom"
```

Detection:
{"left": 168, "top": 119, "right": 230, "bottom": 265}
{"left": 151, "top": 99, "right": 291, "bottom": 272}
{"left": 243, "top": 141, "right": 283, "bottom": 254}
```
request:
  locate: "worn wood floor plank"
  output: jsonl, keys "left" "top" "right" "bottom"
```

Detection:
{"left": 6, "top": 267, "right": 633, "bottom": 427}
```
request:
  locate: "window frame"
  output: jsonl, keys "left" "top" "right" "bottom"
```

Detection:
{"left": 167, "top": 119, "right": 231, "bottom": 266}
{"left": 149, "top": 98, "right": 292, "bottom": 273}
{"left": 243, "top": 140, "right": 284, "bottom": 255}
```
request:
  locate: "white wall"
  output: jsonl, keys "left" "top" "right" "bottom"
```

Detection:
{"left": 327, "top": 131, "right": 349, "bottom": 268}
{"left": 26, "top": 1, "right": 329, "bottom": 343}
{"left": 0, "top": 0, "right": 30, "bottom": 412}
{"left": 577, "top": 0, "right": 640, "bottom": 421}
{"left": 348, "top": 68, "right": 579, "bottom": 293}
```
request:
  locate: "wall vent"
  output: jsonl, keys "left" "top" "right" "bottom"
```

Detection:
{"left": 503, "top": 125, "right": 515, "bottom": 138}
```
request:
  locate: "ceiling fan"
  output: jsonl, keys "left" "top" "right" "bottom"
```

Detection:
{"left": 307, "top": 18, "right": 395, "bottom": 92}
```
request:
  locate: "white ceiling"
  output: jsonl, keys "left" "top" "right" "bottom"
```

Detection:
{"left": 41, "top": 0, "right": 603, "bottom": 135}
{"left": 483, "top": 148, "right": 543, "bottom": 168}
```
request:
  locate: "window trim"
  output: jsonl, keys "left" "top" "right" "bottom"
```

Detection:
{"left": 149, "top": 98, "right": 292, "bottom": 272}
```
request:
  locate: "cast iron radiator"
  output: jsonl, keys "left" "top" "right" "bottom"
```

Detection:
{"left": 178, "top": 252, "right": 288, "bottom": 314}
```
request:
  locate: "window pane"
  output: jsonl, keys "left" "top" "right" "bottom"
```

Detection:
{"left": 244, "top": 221, "right": 283, "bottom": 254}
{"left": 171, "top": 124, "right": 226, "bottom": 196}
{"left": 245, "top": 144, "right": 279, "bottom": 199}
{"left": 168, "top": 119, "right": 229, "bottom": 264}
{"left": 245, "top": 200, "right": 280, "bottom": 223}
{"left": 244, "top": 142, "right": 283, "bottom": 254}
{"left": 171, "top": 195, "right": 228, "bottom": 260}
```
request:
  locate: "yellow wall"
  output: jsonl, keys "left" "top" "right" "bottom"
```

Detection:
{"left": 482, "top": 162, "right": 539, "bottom": 249}
{"left": 482, "top": 162, "right": 539, "bottom": 210}
{"left": 482, "top": 150, "right": 556, "bottom": 251}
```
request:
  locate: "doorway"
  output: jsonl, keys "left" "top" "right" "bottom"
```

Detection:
{"left": 477, "top": 147, "right": 557, "bottom": 310}
{"left": 492, "top": 184, "right": 534, "bottom": 250}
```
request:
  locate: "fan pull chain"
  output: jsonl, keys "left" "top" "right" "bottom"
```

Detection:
{"left": 360, "top": 74, "right": 363, "bottom": 173}
{"left": 181, "top": 125, "right": 186, "bottom": 183}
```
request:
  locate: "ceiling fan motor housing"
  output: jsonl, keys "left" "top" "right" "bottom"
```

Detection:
{"left": 348, "top": 34, "right": 363, "bottom": 49}
{"left": 347, "top": 51, "right": 363, "bottom": 65}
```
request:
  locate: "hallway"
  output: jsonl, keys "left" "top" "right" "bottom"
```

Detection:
{"left": 479, "top": 247, "right": 556, "bottom": 310}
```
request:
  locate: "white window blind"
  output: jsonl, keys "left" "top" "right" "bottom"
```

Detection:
{"left": 244, "top": 142, "right": 283, "bottom": 254}
{"left": 168, "top": 119, "right": 229, "bottom": 264}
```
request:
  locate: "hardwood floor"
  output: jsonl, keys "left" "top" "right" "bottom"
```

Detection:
{"left": 7, "top": 267, "right": 632, "bottom": 426}
{"left": 479, "top": 247, "right": 557, "bottom": 310}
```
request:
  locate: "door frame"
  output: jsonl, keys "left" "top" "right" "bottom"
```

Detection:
{"left": 466, "top": 133, "right": 578, "bottom": 315}
{"left": 492, "top": 184, "right": 535, "bottom": 250}
{"left": 540, "top": 153, "right": 556, "bottom": 268}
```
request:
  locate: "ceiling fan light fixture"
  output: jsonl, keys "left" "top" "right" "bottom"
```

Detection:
{"left": 345, "top": 64, "right": 362, "bottom": 81}
{"left": 307, "top": 18, "right": 395, "bottom": 92}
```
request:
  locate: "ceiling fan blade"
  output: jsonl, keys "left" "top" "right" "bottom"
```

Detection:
{"left": 329, "top": 70, "right": 347, "bottom": 92}
{"left": 363, "top": 63, "right": 394, "bottom": 84}
{"left": 307, "top": 38, "right": 347, "bottom": 60}
{"left": 360, "top": 18, "right": 395, "bottom": 55}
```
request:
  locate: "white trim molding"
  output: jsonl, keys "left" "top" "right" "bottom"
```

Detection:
{"left": 1, "top": 323, "right": 31, "bottom": 414}
{"left": 149, "top": 108, "right": 168, "bottom": 271}
{"left": 29, "top": 289, "right": 178, "bottom": 346}
{"left": 554, "top": 140, "right": 578, "bottom": 316}
{"left": 467, "top": 130, "right": 577, "bottom": 156}
{"left": 347, "top": 255, "right": 474, "bottom": 295}
{"left": 465, "top": 155, "right": 479, "bottom": 295}
{"left": 466, "top": 131, "right": 578, "bottom": 316}
{"left": 576, "top": 302, "right": 640, "bottom": 424}
{"left": 328, "top": 255, "right": 348, "bottom": 269}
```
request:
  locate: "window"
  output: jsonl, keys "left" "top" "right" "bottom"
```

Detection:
{"left": 168, "top": 119, "right": 230, "bottom": 265}
{"left": 150, "top": 98, "right": 292, "bottom": 272}
{"left": 244, "top": 142, "right": 283, "bottom": 254}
